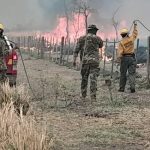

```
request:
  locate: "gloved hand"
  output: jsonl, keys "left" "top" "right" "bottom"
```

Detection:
{"left": 73, "top": 56, "right": 77, "bottom": 67}
{"left": 115, "top": 57, "right": 121, "bottom": 63}
{"left": 15, "top": 46, "right": 19, "bottom": 49}
{"left": 99, "top": 55, "right": 103, "bottom": 61}
{"left": 73, "top": 61, "right": 76, "bottom": 67}
{"left": 133, "top": 20, "right": 137, "bottom": 26}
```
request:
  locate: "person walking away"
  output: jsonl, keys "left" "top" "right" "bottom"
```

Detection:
{"left": 73, "top": 24, "right": 103, "bottom": 103}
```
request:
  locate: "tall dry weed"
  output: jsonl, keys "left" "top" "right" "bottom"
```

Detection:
{"left": 0, "top": 83, "right": 53, "bottom": 150}
{"left": 0, "top": 82, "right": 29, "bottom": 106}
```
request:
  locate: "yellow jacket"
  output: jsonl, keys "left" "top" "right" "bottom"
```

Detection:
{"left": 118, "top": 25, "right": 138, "bottom": 58}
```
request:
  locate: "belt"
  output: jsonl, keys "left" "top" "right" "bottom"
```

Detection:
{"left": 122, "top": 53, "right": 135, "bottom": 57}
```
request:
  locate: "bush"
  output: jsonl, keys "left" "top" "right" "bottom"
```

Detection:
{"left": 0, "top": 83, "right": 53, "bottom": 150}
{"left": 0, "top": 82, "right": 30, "bottom": 115}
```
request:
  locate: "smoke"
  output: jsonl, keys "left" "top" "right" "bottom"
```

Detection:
{"left": 0, "top": 0, "right": 44, "bottom": 31}
{"left": 37, "top": 0, "right": 75, "bottom": 30}
{"left": 0, "top": 0, "right": 76, "bottom": 31}
{"left": 0, "top": 0, "right": 150, "bottom": 38}
{"left": 118, "top": 0, "right": 150, "bottom": 38}
{"left": 89, "top": 0, "right": 150, "bottom": 38}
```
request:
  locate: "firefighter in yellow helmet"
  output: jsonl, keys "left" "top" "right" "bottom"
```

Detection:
{"left": 0, "top": 23, "right": 9, "bottom": 82}
{"left": 117, "top": 21, "right": 138, "bottom": 93}
{"left": 0, "top": 24, "right": 4, "bottom": 31}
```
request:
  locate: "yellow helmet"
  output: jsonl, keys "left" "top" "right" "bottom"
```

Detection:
{"left": 120, "top": 28, "right": 128, "bottom": 35}
{"left": 0, "top": 24, "right": 4, "bottom": 30}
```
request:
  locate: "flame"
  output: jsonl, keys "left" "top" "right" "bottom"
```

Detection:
{"left": 100, "top": 47, "right": 113, "bottom": 62}
{"left": 43, "top": 16, "right": 127, "bottom": 62}
{"left": 42, "top": 14, "right": 127, "bottom": 44}
{"left": 43, "top": 14, "right": 86, "bottom": 43}
{"left": 7, "top": 12, "right": 127, "bottom": 45}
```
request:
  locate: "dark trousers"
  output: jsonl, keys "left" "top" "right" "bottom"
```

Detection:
{"left": 81, "top": 63, "right": 99, "bottom": 99}
{"left": 119, "top": 56, "right": 136, "bottom": 90}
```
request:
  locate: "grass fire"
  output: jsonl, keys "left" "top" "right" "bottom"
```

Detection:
{"left": 0, "top": 0, "right": 150, "bottom": 150}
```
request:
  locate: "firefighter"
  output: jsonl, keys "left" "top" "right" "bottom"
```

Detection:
{"left": 73, "top": 25, "right": 103, "bottom": 103}
{"left": 0, "top": 23, "right": 9, "bottom": 82}
{"left": 117, "top": 21, "right": 138, "bottom": 93}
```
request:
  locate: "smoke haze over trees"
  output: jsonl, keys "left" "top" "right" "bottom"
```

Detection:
{"left": 0, "top": 0, "right": 150, "bottom": 39}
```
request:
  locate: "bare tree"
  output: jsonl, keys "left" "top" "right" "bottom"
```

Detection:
{"left": 111, "top": 7, "right": 121, "bottom": 75}
{"left": 63, "top": 0, "right": 70, "bottom": 63}
{"left": 112, "top": 7, "right": 121, "bottom": 42}
{"left": 73, "top": 0, "right": 93, "bottom": 34}
{"left": 112, "top": 7, "right": 121, "bottom": 63}
{"left": 72, "top": 9, "right": 81, "bottom": 42}
{"left": 64, "top": 0, "right": 70, "bottom": 43}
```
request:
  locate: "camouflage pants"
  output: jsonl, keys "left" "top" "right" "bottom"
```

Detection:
{"left": 0, "top": 59, "right": 7, "bottom": 83}
{"left": 81, "top": 63, "right": 99, "bottom": 99}
{"left": 0, "top": 72, "right": 7, "bottom": 83}
{"left": 119, "top": 56, "right": 136, "bottom": 90}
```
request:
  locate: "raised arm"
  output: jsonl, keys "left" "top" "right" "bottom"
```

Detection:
{"left": 131, "top": 21, "right": 138, "bottom": 41}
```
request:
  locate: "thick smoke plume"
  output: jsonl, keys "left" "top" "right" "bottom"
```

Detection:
{"left": 0, "top": 0, "right": 150, "bottom": 38}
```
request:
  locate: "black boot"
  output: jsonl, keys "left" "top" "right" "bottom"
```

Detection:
{"left": 130, "top": 89, "right": 135, "bottom": 93}
{"left": 118, "top": 88, "right": 124, "bottom": 92}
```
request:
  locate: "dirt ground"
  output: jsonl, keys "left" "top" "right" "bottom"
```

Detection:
{"left": 17, "top": 54, "right": 150, "bottom": 150}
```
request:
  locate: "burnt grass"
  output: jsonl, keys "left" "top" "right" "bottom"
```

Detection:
{"left": 17, "top": 54, "right": 150, "bottom": 150}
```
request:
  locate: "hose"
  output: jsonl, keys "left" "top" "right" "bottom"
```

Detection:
{"left": 17, "top": 47, "right": 39, "bottom": 101}
{"left": 135, "top": 20, "right": 150, "bottom": 32}
{"left": 9, "top": 40, "right": 38, "bottom": 101}
{"left": 103, "top": 19, "right": 150, "bottom": 44}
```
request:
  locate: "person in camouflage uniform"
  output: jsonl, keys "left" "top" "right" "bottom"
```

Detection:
{"left": 118, "top": 21, "right": 138, "bottom": 93}
{"left": 73, "top": 25, "right": 103, "bottom": 102}
{"left": 0, "top": 24, "right": 9, "bottom": 83}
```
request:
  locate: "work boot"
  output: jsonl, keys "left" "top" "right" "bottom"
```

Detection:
{"left": 130, "top": 89, "right": 135, "bottom": 93}
{"left": 81, "top": 96, "right": 86, "bottom": 102}
{"left": 118, "top": 88, "right": 124, "bottom": 92}
{"left": 91, "top": 95, "right": 97, "bottom": 104}
{"left": 76, "top": 96, "right": 87, "bottom": 106}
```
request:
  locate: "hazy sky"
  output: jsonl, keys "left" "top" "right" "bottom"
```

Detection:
{"left": 0, "top": 0, "right": 150, "bottom": 38}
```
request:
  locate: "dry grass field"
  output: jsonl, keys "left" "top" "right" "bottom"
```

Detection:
{"left": 0, "top": 83, "right": 53, "bottom": 150}
{"left": 3, "top": 53, "right": 148, "bottom": 150}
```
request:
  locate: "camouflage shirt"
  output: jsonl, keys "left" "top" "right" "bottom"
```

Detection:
{"left": 0, "top": 36, "right": 9, "bottom": 57}
{"left": 0, "top": 36, "right": 9, "bottom": 71}
{"left": 74, "top": 33, "right": 103, "bottom": 64}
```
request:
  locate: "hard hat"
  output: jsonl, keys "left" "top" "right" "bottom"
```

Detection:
{"left": 120, "top": 28, "right": 128, "bottom": 35}
{"left": 0, "top": 24, "right": 4, "bottom": 30}
{"left": 88, "top": 24, "right": 99, "bottom": 30}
